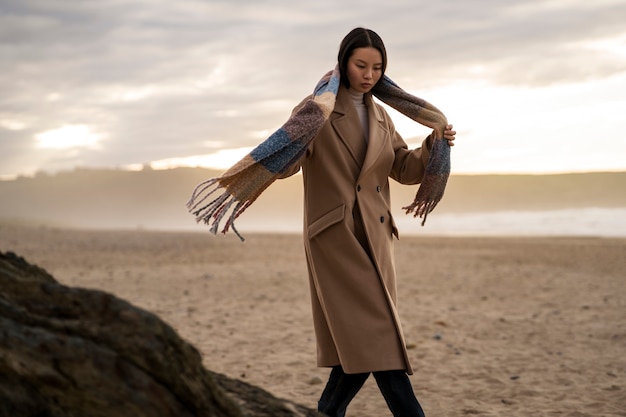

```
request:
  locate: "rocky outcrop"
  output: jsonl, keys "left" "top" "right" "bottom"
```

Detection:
{"left": 0, "top": 251, "right": 319, "bottom": 417}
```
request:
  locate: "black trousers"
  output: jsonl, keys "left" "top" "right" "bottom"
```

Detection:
{"left": 317, "top": 365, "right": 426, "bottom": 417}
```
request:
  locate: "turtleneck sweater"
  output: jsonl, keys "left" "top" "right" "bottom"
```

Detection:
{"left": 348, "top": 88, "right": 369, "bottom": 143}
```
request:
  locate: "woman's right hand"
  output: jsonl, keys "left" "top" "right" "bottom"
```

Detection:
{"left": 444, "top": 124, "right": 456, "bottom": 146}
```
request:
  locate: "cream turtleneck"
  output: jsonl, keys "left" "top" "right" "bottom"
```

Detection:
{"left": 348, "top": 88, "right": 369, "bottom": 143}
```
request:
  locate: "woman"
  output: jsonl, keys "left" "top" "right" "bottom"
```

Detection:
{"left": 188, "top": 27, "right": 456, "bottom": 417}
{"left": 280, "top": 28, "right": 456, "bottom": 417}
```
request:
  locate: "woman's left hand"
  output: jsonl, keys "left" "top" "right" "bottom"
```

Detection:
{"left": 444, "top": 124, "right": 456, "bottom": 146}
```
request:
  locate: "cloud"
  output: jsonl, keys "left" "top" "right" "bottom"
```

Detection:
{"left": 379, "top": 0, "right": 626, "bottom": 87}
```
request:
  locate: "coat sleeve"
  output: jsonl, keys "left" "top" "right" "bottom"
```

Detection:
{"left": 386, "top": 110, "right": 435, "bottom": 185}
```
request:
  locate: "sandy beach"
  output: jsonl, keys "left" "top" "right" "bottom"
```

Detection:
{"left": 1, "top": 223, "right": 624, "bottom": 416}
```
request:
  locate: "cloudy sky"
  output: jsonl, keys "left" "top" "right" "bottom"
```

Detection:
{"left": 1, "top": 0, "right": 625, "bottom": 179}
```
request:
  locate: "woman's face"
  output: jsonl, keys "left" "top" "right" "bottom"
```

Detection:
{"left": 346, "top": 46, "right": 383, "bottom": 93}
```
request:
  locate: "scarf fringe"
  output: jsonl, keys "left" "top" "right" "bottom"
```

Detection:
{"left": 186, "top": 178, "right": 219, "bottom": 211}
{"left": 187, "top": 178, "right": 257, "bottom": 241}
{"left": 403, "top": 200, "right": 439, "bottom": 226}
{"left": 403, "top": 137, "right": 451, "bottom": 226}
{"left": 186, "top": 181, "right": 239, "bottom": 241}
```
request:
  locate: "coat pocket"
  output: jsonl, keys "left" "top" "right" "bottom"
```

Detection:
{"left": 307, "top": 204, "right": 345, "bottom": 239}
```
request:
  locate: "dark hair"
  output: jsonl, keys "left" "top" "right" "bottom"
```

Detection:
{"left": 337, "top": 27, "right": 387, "bottom": 88}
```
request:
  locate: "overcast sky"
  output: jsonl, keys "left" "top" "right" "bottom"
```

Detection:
{"left": 1, "top": 0, "right": 625, "bottom": 179}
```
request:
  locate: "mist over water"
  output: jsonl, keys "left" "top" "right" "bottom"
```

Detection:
{"left": 394, "top": 208, "right": 626, "bottom": 238}
{"left": 4, "top": 207, "right": 625, "bottom": 238}
{"left": 2, "top": 169, "right": 625, "bottom": 238}
{"left": 232, "top": 208, "right": 626, "bottom": 238}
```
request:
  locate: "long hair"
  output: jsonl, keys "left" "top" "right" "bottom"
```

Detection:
{"left": 337, "top": 27, "right": 388, "bottom": 88}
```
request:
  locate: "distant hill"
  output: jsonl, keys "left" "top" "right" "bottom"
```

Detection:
{"left": 1, "top": 168, "right": 624, "bottom": 232}
{"left": 402, "top": 171, "right": 626, "bottom": 212}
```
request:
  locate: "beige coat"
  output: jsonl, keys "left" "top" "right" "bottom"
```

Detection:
{"left": 284, "top": 85, "right": 432, "bottom": 374}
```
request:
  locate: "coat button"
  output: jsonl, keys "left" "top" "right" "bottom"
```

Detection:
{"left": 357, "top": 185, "right": 361, "bottom": 192}
{"left": 376, "top": 185, "right": 381, "bottom": 192}
{"left": 380, "top": 216, "right": 385, "bottom": 223}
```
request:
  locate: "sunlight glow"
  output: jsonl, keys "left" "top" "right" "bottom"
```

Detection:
{"left": 46, "top": 92, "right": 62, "bottom": 102}
{"left": 383, "top": 71, "right": 626, "bottom": 174}
{"left": 150, "top": 147, "right": 254, "bottom": 171}
{"left": 35, "top": 125, "right": 104, "bottom": 149}
{"left": 579, "top": 33, "right": 626, "bottom": 58}
{"left": 0, "top": 119, "right": 26, "bottom": 130}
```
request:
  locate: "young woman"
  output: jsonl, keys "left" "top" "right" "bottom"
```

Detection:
{"left": 280, "top": 28, "right": 456, "bottom": 417}
{"left": 189, "top": 26, "right": 456, "bottom": 417}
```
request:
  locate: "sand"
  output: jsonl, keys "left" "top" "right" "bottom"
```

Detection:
{"left": 2, "top": 223, "right": 625, "bottom": 417}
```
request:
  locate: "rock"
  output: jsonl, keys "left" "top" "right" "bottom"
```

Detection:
{"left": 0, "top": 251, "right": 320, "bottom": 417}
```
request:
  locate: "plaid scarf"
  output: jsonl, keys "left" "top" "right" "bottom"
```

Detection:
{"left": 187, "top": 66, "right": 450, "bottom": 241}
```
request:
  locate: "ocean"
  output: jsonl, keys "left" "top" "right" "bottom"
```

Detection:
{"left": 237, "top": 208, "right": 626, "bottom": 238}
{"left": 393, "top": 207, "right": 626, "bottom": 237}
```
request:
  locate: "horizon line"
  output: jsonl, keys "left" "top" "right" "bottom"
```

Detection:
{"left": 2, "top": 165, "right": 626, "bottom": 181}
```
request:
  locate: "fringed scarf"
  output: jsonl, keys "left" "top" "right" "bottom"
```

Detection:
{"left": 187, "top": 66, "right": 450, "bottom": 241}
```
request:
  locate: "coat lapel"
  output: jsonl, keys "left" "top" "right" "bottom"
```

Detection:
{"left": 330, "top": 86, "right": 367, "bottom": 168}
{"left": 359, "top": 93, "right": 389, "bottom": 179}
